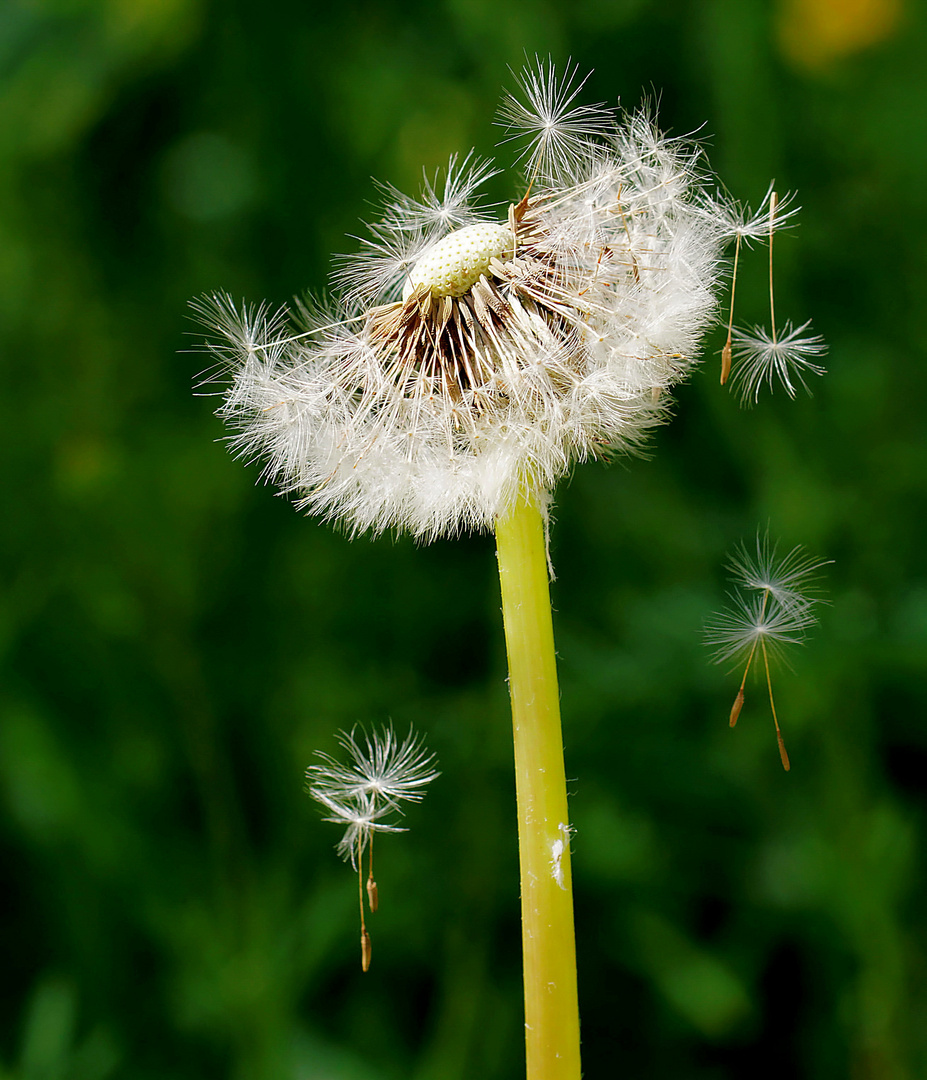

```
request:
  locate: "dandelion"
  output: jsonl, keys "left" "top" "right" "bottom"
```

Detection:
{"left": 706, "top": 533, "right": 829, "bottom": 770}
{"left": 196, "top": 61, "right": 822, "bottom": 1077}
{"left": 194, "top": 60, "right": 796, "bottom": 541}
{"left": 307, "top": 725, "right": 437, "bottom": 972}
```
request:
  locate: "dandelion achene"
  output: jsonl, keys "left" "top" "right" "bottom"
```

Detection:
{"left": 706, "top": 531, "right": 829, "bottom": 768}
{"left": 306, "top": 725, "right": 437, "bottom": 969}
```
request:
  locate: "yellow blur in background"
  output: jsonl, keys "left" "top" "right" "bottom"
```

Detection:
{"left": 779, "top": 0, "right": 904, "bottom": 68}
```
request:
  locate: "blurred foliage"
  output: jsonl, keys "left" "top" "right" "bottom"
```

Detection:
{"left": 1, "top": 0, "right": 926, "bottom": 1077}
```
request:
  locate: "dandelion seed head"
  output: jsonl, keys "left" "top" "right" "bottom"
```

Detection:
{"left": 196, "top": 62, "right": 818, "bottom": 538}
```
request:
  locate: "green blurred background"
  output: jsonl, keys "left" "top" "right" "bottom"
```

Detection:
{"left": 2, "top": 0, "right": 926, "bottom": 1077}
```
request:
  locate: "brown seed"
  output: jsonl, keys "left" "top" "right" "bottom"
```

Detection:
{"left": 720, "top": 337, "right": 732, "bottom": 385}
{"left": 361, "top": 929, "right": 372, "bottom": 973}
{"left": 366, "top": 876, "right": 379, "bottom": 913}
{"left": 729, "top": 688, "right": 744, "bottom": 727}
{"left": 777, "top": 732, "right": 791, "bottom": 772}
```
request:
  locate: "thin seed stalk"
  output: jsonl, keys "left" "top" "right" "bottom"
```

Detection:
{"left": 495, "top": 495, "right": 581, "bottom": 1080}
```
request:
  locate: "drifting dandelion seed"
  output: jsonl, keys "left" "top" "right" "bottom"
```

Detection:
{"left": 307, "top": 725, "right": 438, "bottom": 971}
{"left": 726, "top": 529, "right": 828, "bottom": 615}
{"left": 725, "top": 189, "right": 826, "bottom": 403}
{"left": 705, "top": 532, "right": 829, "bottom": 770}
{"left": 708, "top": 184, "right": 800, "bottom": 247}
{"left": 711, "top": 185, "right": 799, "bottom": 387}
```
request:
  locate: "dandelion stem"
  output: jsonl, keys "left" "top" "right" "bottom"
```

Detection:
{"left": 495, "top": 495, "right": 581, "bottom": 1080}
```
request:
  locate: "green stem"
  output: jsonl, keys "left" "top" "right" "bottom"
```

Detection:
{"left": 495, "top": 495, "right": 581, "bottom": 1080}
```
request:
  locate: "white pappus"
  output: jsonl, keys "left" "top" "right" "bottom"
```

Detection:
{"left": 195, "top": 59, "right": 821, "bottom": 539}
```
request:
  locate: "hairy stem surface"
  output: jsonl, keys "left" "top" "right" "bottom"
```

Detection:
{"left": 495, "top": 496, "right": 581, "bottom": 1080}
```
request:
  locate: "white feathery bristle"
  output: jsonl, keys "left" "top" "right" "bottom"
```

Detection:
{"left": 497, "top": 56, "right": 614, "bottom": 183}
{"left": 379, "top": 150, "right": 500, "bottom": 235}
{"left": 730, "top": 320, "right": 826, "bottom": 404}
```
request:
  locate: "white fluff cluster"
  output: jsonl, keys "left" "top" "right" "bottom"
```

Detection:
{"left": 196, "top": 61, "right": 801, "bottom": 539}
{"left": 705, "top": 532, "right": 828, "bottom": 667}
{"left": 307, "top": 724, "right": 438, "bottom": 865}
